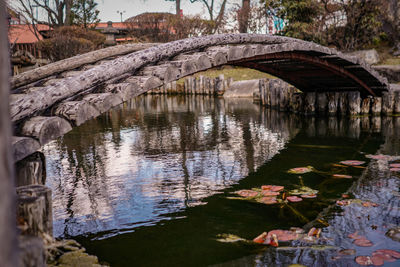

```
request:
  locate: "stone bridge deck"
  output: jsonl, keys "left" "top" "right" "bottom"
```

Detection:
{"left": 10, "top": 34, "right": 390, "bottom": 162}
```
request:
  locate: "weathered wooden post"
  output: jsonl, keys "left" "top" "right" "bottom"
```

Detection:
{"left": 264, "top": 79, "right": 271, "bottom": 107}
{"left": 348, "top": 91, "right": 361, "bottom": 116}
{"left": 269, "top": 80, "right": 279, "bottom": 109}
{"left": 15, "top": 152, "right": 46, "bottom": 187}
{"left": 0, "top": 1, "right": 18, "bottom": 264}
{"left": 215, "top": 74, "right": 225, "bottom": 96}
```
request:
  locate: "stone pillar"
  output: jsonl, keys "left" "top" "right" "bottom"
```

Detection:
{"left": 360, "top": 97, "right": 371, "bottom": 115}
{"left": 102, "top": 21, "right": 119, "bottom": 46}
{"left": 303, "top": 92, "right": 316, "bottom": 115}
{"left": 327, "top": 92, "right": 339, "bottom": 116}
{"left": 338, "top": 92, "right": 348, "bottom": 116}
{"left": 382, "top": 91, "right": 394, "bottom": 115}
{"left": 259, "top": 79, "right": 265, "bottom": 105}
{"left": 393, "top": 91, "right": 400, "bottom": 114}
{"left": 371, "top": 97, "right": 382, "bottom": 116}
{"left": 348, "top": 91, "right": 361, "bottom": 115}
{"left": 317, "top": 93, "right": 328, "bottom": 115}
{"left": 290, "top": 93, "right": 303, "bottom": 113}
{"left": 264, "top": 79, "right": 271, "bottom": 107}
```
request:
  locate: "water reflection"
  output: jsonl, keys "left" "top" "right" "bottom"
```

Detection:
{"left": 44, "top": 96, "right": 300, "bottom": 238}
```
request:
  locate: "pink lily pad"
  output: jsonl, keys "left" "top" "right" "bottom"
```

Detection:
{"left": 339, "top": 160, "right": 365, "bottom": 166}
{"left": 287, "top": 196, "right": 302, "bottom": 202}
{"left": 362, "top": 201, "right": 379, "bottom": 207}
{"left": 267, "top": 230, "right": 299, "bottom": 242}
{"left": 253, "top": 232, "right": 267, "bottom": 244}
{"left": 262, "top": 191, "right": 280, "bottom": 196}
{"left": 287, "top": 167, "right": 313, "bottom": 174}
{"left": 348, "top": 231, "right": 363, "bottom": 239}
{"left": 374, "top": 249, "right": 400, "bottom": 259}
{"left": 367, "top": 154, "right": 391, "bottom": 160}
{"left": 337, "top": 200, "right": 351, "bottom": 206}
{"left": 390, "top": 168, "right": 400, "bottom": 172}
{"left": 332, "top": 174, "right": 353, "bottom": 179}
{"left": 355, "top": 256, "right": 373, "bottom": 266}
{"left": 261, "top": 185, "right": 284, "bottom": 192}
{"left": 259, "top": 197, "right": 278, "bottom": 205}
{"left": 371, "top": 255, "right": 385, "bottom": 266}
{"left": 235, "top": 190, "right": 258, "bottom": 198}
{"left": 390, "top": 163, "right": 400, "bottom": 168}
{"left": 301, "top": 193, "right": 317, "bottom": 198}
{"left": 354, "top": 238, "right": 373, "bottom": 247}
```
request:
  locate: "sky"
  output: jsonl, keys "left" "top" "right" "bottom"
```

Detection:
{"left": 96, "top": 0, "right": 218, "bottom": 22}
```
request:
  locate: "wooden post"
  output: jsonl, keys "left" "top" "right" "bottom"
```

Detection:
{"left": 290, "top": 93, "right": 303, "bottom": 113}
{"left": 371, "top": 97, "right": 382, "bottom": 116}
{"left": 348, "top": 91, "right": 361, "bottom": 115}
{"left": 215, "top": 75, "right": 225, "bottom": 96}
{"left": 0, "top": 0, "right": 18, "bottom": 264}
{"left": 269, "top": 80, "right": 278, "bottom": 109}
{"left": 264, "top": 79, "right": 271, "bottom": 107}
{"left": 15, "top": 152, "right": 46, "bottom": 187}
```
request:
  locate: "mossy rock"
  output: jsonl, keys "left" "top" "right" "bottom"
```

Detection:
{"left": 58, "top": 251, "right": 100, "bottom": 267}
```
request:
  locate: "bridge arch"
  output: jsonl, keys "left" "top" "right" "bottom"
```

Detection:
{"left": 10, "top": 34, "right": 390, "bottom": 161}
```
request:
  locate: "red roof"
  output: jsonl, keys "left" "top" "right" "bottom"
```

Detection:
{"left": 8, "top": 24, "right": 51, "bottom": 44}
{"left": 95, "top": 22, "right": 128, "bottom": 30}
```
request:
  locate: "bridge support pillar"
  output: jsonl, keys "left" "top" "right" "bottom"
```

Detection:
{"left": 371, "top": 97, "right": 382, "bottom": 116}
{"left": 303, "top": 92, "right": 316, "bottom": 115}
{"left": 382, "top": 92, "right": 394, "bottom": 115}
{"left": 348, "top": 91, "right": 361, "bottom": 115}
{"left": 361, "top": 97, "right": 371, "bottom": 115}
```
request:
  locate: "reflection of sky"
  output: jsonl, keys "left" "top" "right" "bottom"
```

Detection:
{"left": 44, "top": 96, "right": 292, "bottom": 238}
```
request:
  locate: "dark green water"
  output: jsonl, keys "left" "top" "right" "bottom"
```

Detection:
{"left": 43, "top": 95, "right": 396, "bottom": 266}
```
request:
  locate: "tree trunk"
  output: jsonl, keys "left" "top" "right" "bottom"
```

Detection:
{"left": 239, "top": 0, "right": 250, "bottom": 33}
{"left": 65, "top": 0, "right": 72, "bottom": 26}
{"left": 176, "top": 0, "right": 181, "bottom": 16}
{"left": 0, "top": 0, "right": 18, "bottom": 265}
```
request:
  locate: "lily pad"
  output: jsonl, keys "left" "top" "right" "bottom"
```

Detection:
{"left": 390, "top": 163, "right": 400, "bottom": 168}
{"left": 289, "top": 186, "right": 318, "bottom": 196}
{"left": 366, "top": 154, "right": 391, "bottom": 160}
{"left": 267, "top": 230, "right": 299, "bottom": 242}
{"left": 355, "top": 256, "right": 374, "bottom": 266}
{"left": 287, "top": 196, "right": 302, "bottom": 202}
{"left": 301, "top": 193, "right": 317, "bottom": 198}
{"left": 348, "top": 231, "right": 363, "bottom": 240}
{"left": 339, "top": 160, "right": 365, "bottom": 166}
{"left": 353, "top": 238, "right": 373, "bottom": 247}
{"left": 362, "top": 201, "right": 379, "bottom": 207}
{"left": 235, "top": 190, "right": 258, "bottom": 198}
{"left": 332, "top": 174, "right": 352, "bottom": 179}
{"left": 332, "top": 163, "right": 348, "bottom": 168}
{"left": 337, "top": 200, "right": 351, "bottom": 206}
{"left": 261, "top": 185, "right": 284, "bottom": 192}
{"left": 262, "top": 191, "right": 280, "bottom": 196}
{"left": 258, "top": 197, "right": 278, "bottom": 205}
{"left": 253, "top": 232, "right": 267, "bottom": 244}
{"left": 390, "top": 167, "right": 400, "bottom": 172}
{"left": 216, "top": 234, "right": 246, "bottom": 243}
{"left": 373, "top": 249, "right": 400, "bottom": 259}
{"left": 287, "top": 166, "right": 313, "bottom": 174}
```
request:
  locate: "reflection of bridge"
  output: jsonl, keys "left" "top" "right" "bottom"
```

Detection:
{"left": 11, "top": 34, "right": 390, "bottom": 162}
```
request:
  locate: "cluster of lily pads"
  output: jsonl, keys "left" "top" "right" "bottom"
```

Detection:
{"left": 232, "top": 183, "right": 318, "bottom": 205}
{"left": 219, "top": 156, "right": 400, "bottom": 266}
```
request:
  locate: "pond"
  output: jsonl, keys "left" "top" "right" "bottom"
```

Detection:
{"left": 43, "top": 95, "right": 399, "bottom": 266}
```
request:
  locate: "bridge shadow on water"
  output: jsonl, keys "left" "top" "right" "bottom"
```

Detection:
{"left": 42, "top": 95, "right": 399, "bottom": 266}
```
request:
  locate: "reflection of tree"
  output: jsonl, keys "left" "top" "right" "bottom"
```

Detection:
{"left": 45, "top": 95, "right": 299, "bottom": 237}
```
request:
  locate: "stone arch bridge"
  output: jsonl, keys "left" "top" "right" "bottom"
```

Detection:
{"left": 10, "top": 33, "right": 390, "bottom": 162}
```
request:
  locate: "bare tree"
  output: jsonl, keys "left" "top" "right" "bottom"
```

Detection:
{"left": 0, "top": 0, "right": 18, "bottom": 265}
{"left": 238, "top": 0, "right": 250, "bottom": 33}
{"left": 12, "top": 0, "right": 72, "bottom": 27}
